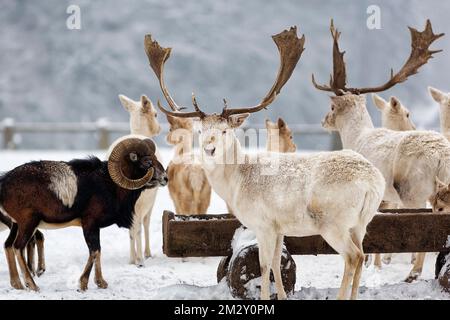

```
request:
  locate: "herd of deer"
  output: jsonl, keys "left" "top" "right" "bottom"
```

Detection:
{"left": 3, "top": 19, "right": 450, "bottom": 300}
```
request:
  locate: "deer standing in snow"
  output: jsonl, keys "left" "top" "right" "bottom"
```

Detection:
{"left": 265, "top": 118, "right": 297, "bottom": 153}
{"left": 371, "top": 94, "right": 416, "bottom": 268}
{"left": 117, "top": 94, "right": 162, "bottom": 265}
{"left": 145, "top": 27, "right": 385, "bottom": 300}
{"left": 429, "top": 87, "right": 450, "bottom": 140}
{"left": 165, "top": 115, "right": 211, "bottom": 214}
{"left": 313, "top": 19, "right": 446, "bottom": 282}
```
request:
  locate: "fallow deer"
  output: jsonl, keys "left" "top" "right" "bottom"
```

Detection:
{"left": 118, "top": 94, "right": 162, "bottom": 266}
{"left": 145, "top": 27, "right": 385, "bottom": 300}
{"left": 428, "top": 87, "right": 450, "bottom": 140}
{"left": 371, "top": 94, "right": 416, "bottom": 267}
{"left": 265, "top": 118, "right": 297, "bottom": 153}
{"left": 165, "top": 115, "right": 211, "bottom": 214}
{"left": 313, "top": 19, "right": 446, "bottom": 282}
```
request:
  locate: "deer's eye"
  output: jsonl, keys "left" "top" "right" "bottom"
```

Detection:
{"left": 331, "top": 106, "right": 335, "bottom": 111}
{"left": 438, "top": 208, "right": 444, "bottom": 212}
{"left": 406, "top": 113, "right": 410, "bottom": 118}
{"left": 222, "top": 130, "right": 226, "bottom": 135}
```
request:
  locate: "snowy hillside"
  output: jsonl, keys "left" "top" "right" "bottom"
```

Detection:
{"left": 1, "top": 1, "right": 450, "bottom": 149}
{"left": 0, "top": 149, "right": 446, "bottom": 300}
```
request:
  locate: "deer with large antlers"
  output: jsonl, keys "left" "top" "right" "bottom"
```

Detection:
{"left": 145, "top": 27, "right": 385, "bottom": 300}
{"left": 313, "top": 19, "right": 447, "bottom": 282}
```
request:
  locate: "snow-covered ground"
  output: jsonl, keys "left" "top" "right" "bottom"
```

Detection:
{"left": 0, "top": 149, "right": 448, "bottom": 300}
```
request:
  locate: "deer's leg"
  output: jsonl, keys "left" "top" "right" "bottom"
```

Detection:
{"left": 350, "top": 228, "right": 366, "bottom": 300}
{"left": 143, "top": 211, "right": 152, "bottom": 259}
{"left": 129, "top": 231, "right": 136, "bottom": 265}
{"left": 322, "top": 229, "right": 359, "bottom": 300}
{"left": 405, "top": 252, "right": 426, "bottom": 283}
{"left": 256, "top": 231, "right": 277, "bottom": 300}
{"left": 26, "top": 234, "right": 36, "bottom": 276}
{"left": 410, "top": 253, "right": 416, "bottom": 264}
{"left": 14, "top": 218, "right": 40, "bottom": 291}
{"left": 4, "top": 223, "right": 23, "bottom": 290}
{"left": 80, "top": 224, "right": 104, "bottom": 291}
{"left": 34, "top": 230, "right": 45, "bottom": 276}
{"left": 271, "top": 234, "right": 287, "bottom": 300}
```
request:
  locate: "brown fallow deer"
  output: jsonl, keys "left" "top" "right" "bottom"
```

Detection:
{"left": 165, "top": 114, "right": 212, "bottom": 214}
{"left": 265, "top": 118, "right": 297, "bottom": 153}
{"left": 312, "top": 19, "right": 446, "bottom": 282}
{"left": 145, "top": 27, "right": 385, "bottom": 300}
{"left": 371, "top": 94, "right": 416, "bottom": 268}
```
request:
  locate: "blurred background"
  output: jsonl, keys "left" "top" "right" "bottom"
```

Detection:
{"left": 0, "top": 0, "right": 449, "bottom": 150}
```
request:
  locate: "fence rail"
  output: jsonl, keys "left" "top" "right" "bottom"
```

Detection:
{"left": 0, "top": 118, "right": 341, "bottom": 150}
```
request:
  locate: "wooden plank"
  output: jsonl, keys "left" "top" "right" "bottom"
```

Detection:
{"left": 162, "top": 210, "right": 450, "bottom": 257}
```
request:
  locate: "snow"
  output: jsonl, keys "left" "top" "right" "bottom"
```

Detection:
{"left": 0, "top": 149, "right": 448, "bottom": 300}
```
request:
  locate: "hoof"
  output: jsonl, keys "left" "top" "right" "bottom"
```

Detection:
{"left": 145, "top": 253, "right": 152, "bottom": 259}
{"left": 25, "top": 283, "right": 39, "bottom": 292}
{"left": 96, "top": 279, "right": 108, "bottom": 289}
{"left": 36, "top": 268, "right": 46, "bottom": 277}
{"left": 79, "top": 280, "right": 88, "bottom": 292}
{"left": 11, "top": 280, "right": 24, "bottom": 290}
{"left": 364, "top": 255, "right": 372, "bottom": 268}
{"left": 404, "top": 274, "right": 419, "bottom": 283}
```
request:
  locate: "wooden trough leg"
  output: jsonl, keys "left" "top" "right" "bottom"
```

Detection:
{"left": 217, "top": 244, "right": 296, "bottom": 300}
{"left": 435, "top": 251, "right": 450, "bottom": 292}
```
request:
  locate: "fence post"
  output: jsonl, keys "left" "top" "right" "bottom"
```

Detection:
{"left": 2, "top": 118, "right": 15, "bottom": 150}
{"left": 96, "top": 118, "right": 110, "bottom": 149}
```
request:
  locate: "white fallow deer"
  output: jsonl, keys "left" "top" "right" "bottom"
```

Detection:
{"left": 371, "top": 94, "right": 416, "bottom": 268}
{"left": 117, "top": 94, "right": 162, "bottom": 266}
{"left": 265, "top": 118, "right": 297, "bottom": 153}
{"left": 145, "top": 27, "right": 385, "bottom": 300}
{"left": 428, "top": 87, "right": 450, "bottom": 140}
{"left": 312, "top": 19, "right": 446, "bottom": 282}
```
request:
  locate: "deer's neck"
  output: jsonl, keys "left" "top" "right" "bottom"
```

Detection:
{"left": 338, "top": 104, "right": 374, "bottom": 149}
{"left": 201, "top": 139, "right": 244, "bottom": 206}
{"left": 173, "top": 136, "right": 193, "bottom": 160}
{"left": 439, "top": 105, "right": 450, "bottom": 139}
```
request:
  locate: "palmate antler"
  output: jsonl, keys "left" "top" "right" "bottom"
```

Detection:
{"left": 145, "top": 27, "right": 305, "bottom": 119}
{"left": 312, "top": 19, "right": 444, "bottom": 96}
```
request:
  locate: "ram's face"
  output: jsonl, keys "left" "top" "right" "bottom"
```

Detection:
{"left": 125, "top": 150, "right": 167, "bottom": 188}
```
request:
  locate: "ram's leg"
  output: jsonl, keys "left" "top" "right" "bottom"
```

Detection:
{"left": 255, "top": 231, "right": 277, "bottom": 300}
{"left": 135, "top": 222, "right": 144, "bottom": 267}
{"left": 34, "top": 230, "right": 46, "bottom": 276}
{"left": 94, "top": 251, "right": 108, "bottom": 289}
{"left": 26, "top": 234, "right": 36, "bottom": 276}
{"left": 4, "top": 223, "right": 23, "bottom": 290}
{"left": 271, "top": 235, "right": 287, "bottom": 300}
{"left": 143, "top": 212, "right": 152, "bottom": 259}
{"left": 80, "top": 224, "right": 105, "bottom": 291}
{"left": 14, "top": 218, "right": 40, "bottom": 291}
{"left": 374, "top": 254, "right": 382, "bottom": 269}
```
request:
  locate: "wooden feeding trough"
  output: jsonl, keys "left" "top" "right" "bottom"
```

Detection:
{"left": 162, "top": 209, "right": 450, "bottom": 299}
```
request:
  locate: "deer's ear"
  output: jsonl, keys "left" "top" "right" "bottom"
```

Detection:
{"left": 277, "top": 118, "right": 286, "bottom": 130}
{"left": 265, "top": 118, "right": 275, "bottom": 129}
{"left": 436, "top": 176, "right": 447, "bottom": 191}
{"left": 118, "top": 94, "right": 137, "bottom": 112}
{"left": 390, "top": 97, "right": 401, "bottom": 112}
{"left": 228, "top": 113, "right": 249, "bottom": 128}
{"left": 140, "top": 95, "right": 153, "bottom": 111}
{"left": 429, "top": 87, "right": 447, "bottom": 104}
{"left": 372, "top": 93, "right": 387, "bottom": 111}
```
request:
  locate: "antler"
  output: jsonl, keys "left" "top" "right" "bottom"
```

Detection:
{"left": 144, "top": 34, "right": 183, "bottom": 111}
{"left": 313, "top": 19, "right": 444, "bottom": 95}
{"left": 220, "top": 26, "right": 305, "bottom": 118}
